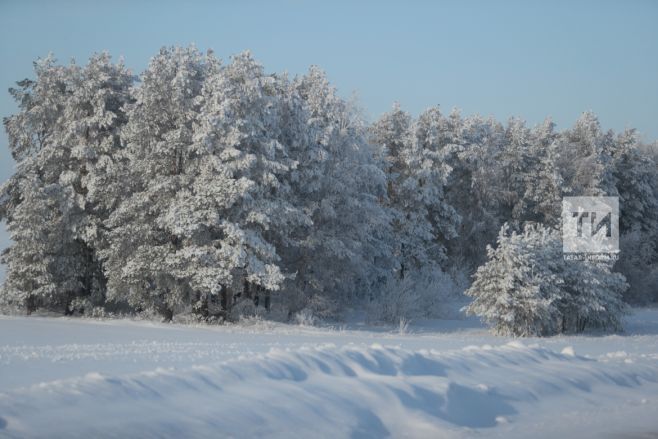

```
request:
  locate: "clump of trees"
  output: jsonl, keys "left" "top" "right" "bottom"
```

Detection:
{"left": 464, "top": 224, "right": 627, "bottom": 336}
{"left": 1, "top": 47, "right": 656, "bottom": 333}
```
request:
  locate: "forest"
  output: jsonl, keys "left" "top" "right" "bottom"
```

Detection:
{"left": 1, "top": 47, "right": 656, "bottom": 336}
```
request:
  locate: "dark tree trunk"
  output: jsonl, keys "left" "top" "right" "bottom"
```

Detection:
{"left": 220, "top": 286, "right": 228, "bottom": 311}
{"left": 252, "top": 284, "right": 264, "bottom": 308}
{"left": 25, "top": 296, "right": 36, "bottom": 315}
{"left": 264, "top": 292, "right": 271, "bottom": 312}
{"left": 161, "top": 307, "right": 174, "bottom": 323}
{"left": 243, "top": 279, "right": 251, "bottom": 299}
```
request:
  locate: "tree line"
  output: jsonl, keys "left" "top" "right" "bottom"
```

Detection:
{"left": 1, "top": 47, "right": 656, "bottom": 334}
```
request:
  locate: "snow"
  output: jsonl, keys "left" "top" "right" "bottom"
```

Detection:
{"left": 1, "top": 309, "right": 658, "bottom": 438}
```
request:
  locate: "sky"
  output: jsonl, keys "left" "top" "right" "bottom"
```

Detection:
{"left": 0, "top": 0, "right": 657, "bottom": 280}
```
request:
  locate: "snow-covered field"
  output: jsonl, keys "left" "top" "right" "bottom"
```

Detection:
{"left": 1, "top": 310, "right": 658, "bottom": 438}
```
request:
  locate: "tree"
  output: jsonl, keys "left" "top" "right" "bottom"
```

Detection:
{"left": 444, "top": 114, "right": 507, "bottom": 268}
{"left": 279, "top": 67, "right": 394, "bottom": 315}
{"left": 517, "top": 119, "right": 563, "bottom": 227}
{"left": 465, "top": 223, "right": 627, "bottom": 336}
{"left": 612, "top": 129, "right": 658, "bottom": 303}
{"left": 1, "top": 53, "right": 133, "bottom": 313}
{"left": 560, "top": 256, "right": 627, "bottom": 333}
{"left": 183, "top": 51, "right": 299, "bottom": 316}
{"left": 0, "top": 174, "right": 75, "bottom": 313}
{"left": 370, "top": 105, "right": 459, "bottom": 279}
{"left": 612, "top": 129, "right": 658, "bottom": 235}
{"left": 101, "top": 46, "right": 216, "bottom": 319}
{"left": 464, "top": 224, "right": 564, "bottom": 336}
{"left": 370, "top": 105, "right": 421, "bottom": 280}
{"left": 555, "top": 112, "right": 617, "bottom": 197}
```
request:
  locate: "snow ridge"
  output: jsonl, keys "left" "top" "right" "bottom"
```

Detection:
{"left": 1, "top": 342, "right": 657, "bottom": 438}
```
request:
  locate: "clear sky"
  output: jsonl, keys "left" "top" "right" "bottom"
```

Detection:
{"left": 0, "top": 0, "right": 657, "bottom": 280}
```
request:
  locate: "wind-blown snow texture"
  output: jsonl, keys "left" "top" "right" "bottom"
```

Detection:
{"left": 1, "top": 310, "right": 658, "bottom": 438}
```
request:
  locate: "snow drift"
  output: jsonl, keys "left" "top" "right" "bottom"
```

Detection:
{"left": 1, "top": 342, "right": 657, "bottom": 438}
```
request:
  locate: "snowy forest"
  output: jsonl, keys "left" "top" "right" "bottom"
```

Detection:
{"left": 1, "top": 47, "right": 657, "bottom": 336}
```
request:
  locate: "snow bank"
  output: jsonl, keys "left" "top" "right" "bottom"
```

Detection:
{"left": 1, "top": 342, "right": 657, "bottom": 438}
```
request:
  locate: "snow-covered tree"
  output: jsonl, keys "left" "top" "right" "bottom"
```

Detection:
{"left": 370, "top": 105, "right": 421, "bottom": 280}
{"left": 560, "top": 257, "right": 627, "bottom": 333}
{"left": 555, "top": 112, "right": 617, "bottom": 197}
{"left": 0, "top": 175, "right": 76, "bottom": 312}
{"left": 617, "top": 229, "right": 658, "bottom": 304}
{"left": 404, "top": 107, "right": 461, "bottom": 268}
{"left": 183, "top": 52, "right": 300, "bottom": 316}
{"left": 611, "top": 129, "right": 658, "bottom": 303}
{"left": 1, "top": 56, "right": 79, "bottom": 312}
{"left": 464, "top": 224, "right": 565, "bottom": 336}
{"left": 466, "top": 223, "right": 627, "bottom": 336}
{"left": 612, "top": 129, "right": 658, "bottom": 235}
{"left": 1, "top": 53, "right": 133, "bottom": 313}
{"left": 444, "top": 114, "right": 507, "bottom": 268}
{"left": 280, "top": 67, "right": 393, "bottom": 315}
{"left": 517, "top": 119, "right": 563, "bottom": 227}
{"left": 370, "top": 105, "right": 459, "bottom": 279}
{"left": 499, "top": 118, "right": 534, "bottom": 221}
{"left": 58, "top": 53, "right": 134, "bottom": 310}
{"left": 101, "top": 46, "right": 217, "bottom": 319}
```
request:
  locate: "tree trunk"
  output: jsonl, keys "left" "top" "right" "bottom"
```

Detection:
{"left": 243, "top": 279, "right": 251, "bottom": 299}
{"left": 220, "top": 286, "right": 228, "bottom": 311}
{"left": 264, "top": 291, "right": 271, "bottom": 312}
{"left": 25, "top": 296, "right": 36, "bottom": 315}
{"left": 161, "top": 307, "right": 173, "bottom": 323}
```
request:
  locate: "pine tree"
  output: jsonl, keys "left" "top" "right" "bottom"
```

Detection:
{"left": 612, "top": 129, "right": 658, "bottom": 303}
{"left": 444, "top": 114, "right": 507, "bottom": 268}
{"left": 370, "top": 105, "right": 421, "bottom": 280}
{"left": 184, "top": 52, "right": 299, "bottom": 316}
{"left": 466, "top": 223, "right": 628, "bottom": 336}
{"left": 101, "top": 46, "right": 216, "bottom": 319}
{"left": 519, "top": 119, "right": 563, "bottom": 226}
{"left": 555, "top": 112, "right": 617, "bottom": 197}
{"left": 560, "top": 258, "right": 627, "bottom": 333}
{"left": 280, "top": 67, "right": 393, "bottom": 315}
{"left": 1, "top": 53, "right": 133, "bottom": 313}
{"left": 464, "top": 224, "right": 564, "bottom": 336}
{"left": 371, "top": 105, "right": 459, "bottom": 279}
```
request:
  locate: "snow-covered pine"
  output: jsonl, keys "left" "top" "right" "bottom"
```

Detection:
{"left": 612, "top": 128, "right": 658, "bottom": 303}
{"left": 404, "top": 107, "right": 461, "bottom": 268}
{"left": 555, "top": 112, "right": 618, "bottom": 198}
{"left": 1, "top": 175, "right": 70, "bottom": 312}
{"left": 465, "top": 223, "right": 628, "bottom": 336}
{"left": 370, "top": 105, "right": 426, "bottom": 281}
{"left": 560, "top": 257, "right": 628, "bottom": 333}
{"left": 184, "top": 51, "right": 297, "bottom": 316}
{"left": 370, "top": 105, "right": 459, "bottom": 279}
{"left": 464, "top": 223, "right": 565, "bottom": 336}
{"left": 1, "top": 54, "right": 133, "bottom": 313}
{"left": 101, "top": 46, "right": 217, "bottom": 319}
{"left": 517, "top": 119, "right": 564, "bottom": 227}
{"left": 443, "top": 114, "right": 507, "bottom": 268}
{"left": 281, "top": 67, "right": 393, "bottom": 316}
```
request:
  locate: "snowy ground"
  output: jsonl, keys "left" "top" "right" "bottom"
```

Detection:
{"left": 1, "top": 310, "right": 658, "bottom": 438}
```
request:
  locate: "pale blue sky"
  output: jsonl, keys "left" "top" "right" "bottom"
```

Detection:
{"left": 0, "top": 0, "right": 657, "bottom": 280}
